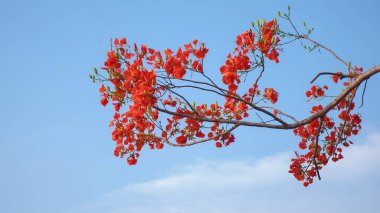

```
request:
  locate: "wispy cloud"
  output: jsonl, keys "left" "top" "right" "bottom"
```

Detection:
{"left": 68, "top": 133, "right": 380, "bottom": 213}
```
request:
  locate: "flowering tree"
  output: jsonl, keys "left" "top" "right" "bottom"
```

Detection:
{"left": 90, "top": 8, "right": 380, "bottom": 187}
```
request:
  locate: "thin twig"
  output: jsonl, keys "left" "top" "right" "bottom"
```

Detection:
{"left": 313, "top": 116, "right": 324, "bottom": 180}
{"left": 250, "top": 58, "right": 265, "bottom": 103}
{"left": 359, "top": 79, "right": 368, "bottom": 108}
{"left": 255, "top": 112, "right": 264, "bottom": 123}
{"left": 259, "top": 106, "right": 297, "bottom": 122}
{"left": 166, "top": 88, "right": 201, "bottom": 117}
{"left": 301, "top": 36, "right": 353, "bottom": 70}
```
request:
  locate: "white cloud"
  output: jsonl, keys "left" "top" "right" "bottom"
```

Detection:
{"left": 68, "top": 133, "right": 380, "bottom": 213}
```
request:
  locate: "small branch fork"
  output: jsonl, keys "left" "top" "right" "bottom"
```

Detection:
{"left": 310, "top": 72, "right": 357, "bottom": 84}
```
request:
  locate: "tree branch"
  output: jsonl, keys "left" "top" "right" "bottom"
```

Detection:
{"left": 301, "top": 36, "right": 353, "bottom": 70}
{"left": 154, "top": 66, "right": 380, "bottom": 130}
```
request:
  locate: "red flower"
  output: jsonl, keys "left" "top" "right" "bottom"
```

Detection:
{"left": 266, "top": 49, "right": 279, "bottom": 63}
{"left": 194, "top": 44, "right": 209, "bottom": 59}
{"left": 99, "top": 84, "right": 106, "bottom": 93}
{"left": 175, "top": 135, "right": 187, "bottom": 145}
{"left": 120, "top": 38, "right": 127, "bottom": 46}
{"left": 299, "top": 141, "right": 307, "bottom": 149}
{"left": 222, "top": 72, "right": 239, "bottom": 85}
{"left": 172, "top": 67, "right": 186, "bottom": 79}
{"left": 215, "top": 142, "right": 223, "bottom": 148}
{"left": 164, "top": 48, "right": 173, "bottom": 56}
{"left": 156, "top": 143, "right": 164, "bottom": 149}
{"left": 100, "top": 96, "right": 108, "bottom": 107}
{"left": 104, "top": 51, "right": 121, "bottom": 69}
{"left": 263, "top": 88, "right": 278, "bottom": 104}
{"left": 332, "top": 72, "right": 342, "bottom": 83}
{"left": 196, "top": 131, "right": 205, "bottom": 138}
{"left": 127, "top": 156, "right": 137, "bottom": 165}
{"left": 114, "top": 145, "right": 123, "bottom": 156}
{"left": 192, "top": 60, "right": 203, "bottom": 72}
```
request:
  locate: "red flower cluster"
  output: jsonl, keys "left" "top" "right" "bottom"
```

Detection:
{"left": 98, "top": 28, "right": 284, "bottom": 165}
{"left": 217, "top": 20, "right": 282, "bottom": 124}
{"left": 305, "top": 85, "right": 328, "bottom": 101}
{"left": 290, "top": 78, "right": 362, "bottom": 186}
{"left": 160, "top": 104, "right": 235, "bottom": 148}
{"left": 163, "top": 39, "right": 208, "bottom": 78}
{"left": 220, "top": 20, "right": 281, "bottom": 91}
{"left": 101, "top": 36, "right": 241, "bottom": 162}
{"left": 100, "top": 38, "right": 169, "bottom": 165}
{"left": 257, "top": 20, "right": 281, "bottom": 63}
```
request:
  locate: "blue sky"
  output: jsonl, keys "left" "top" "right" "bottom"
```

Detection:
{"left": 1, "top": 0, "right": 379, "bottom": 212}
